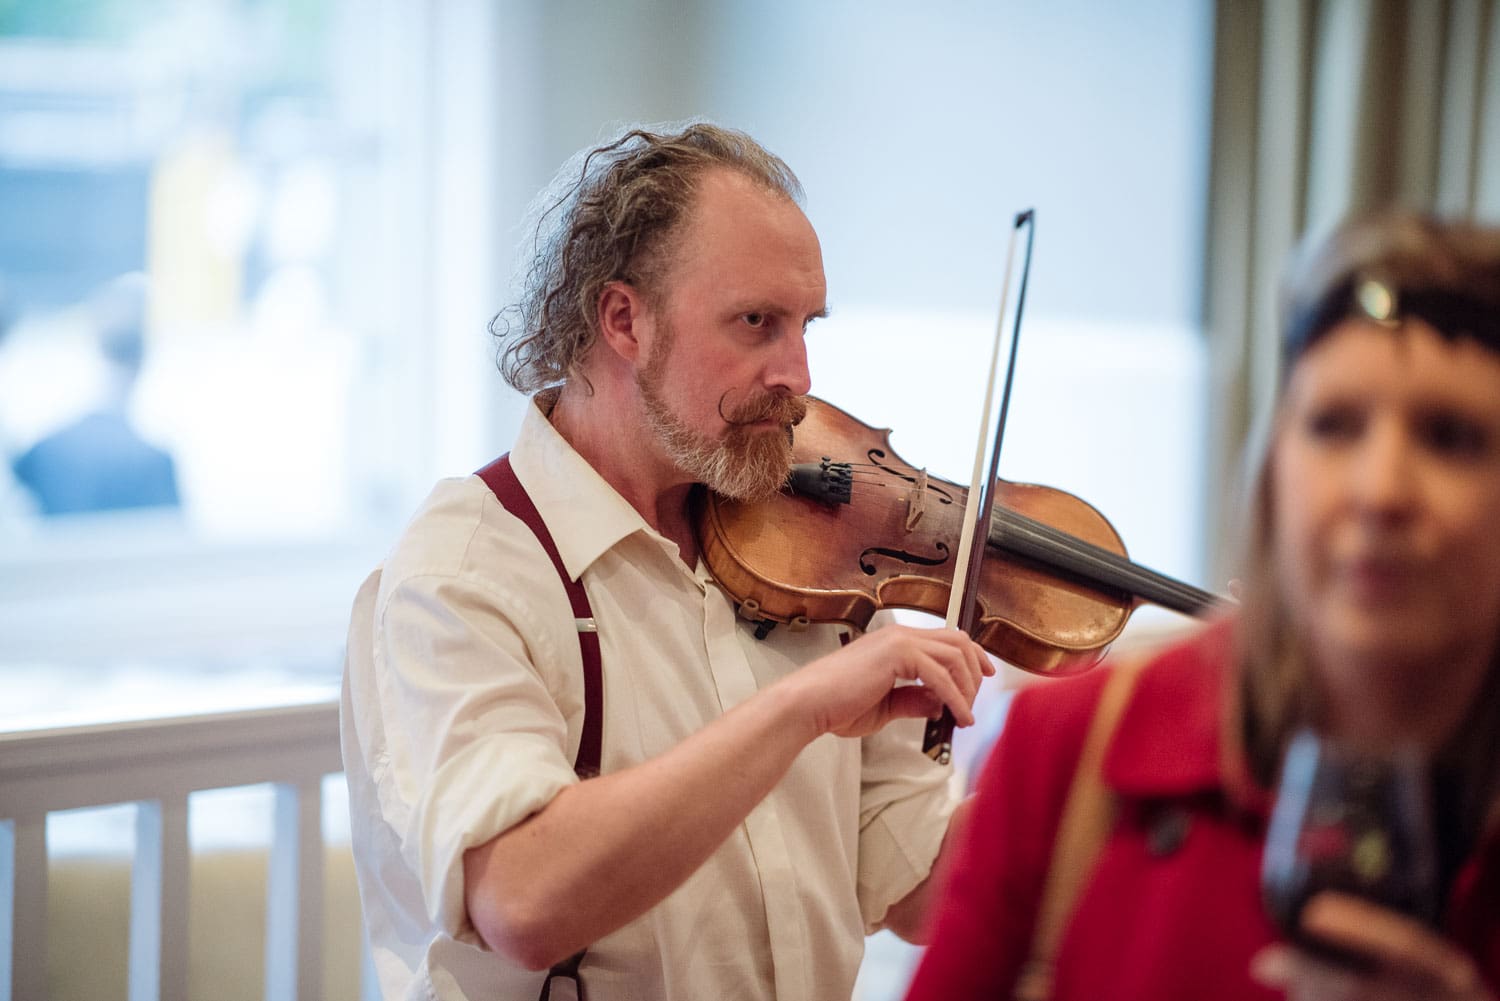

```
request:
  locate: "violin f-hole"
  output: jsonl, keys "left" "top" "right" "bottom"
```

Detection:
{"left": 859, "top": 543, "right": 950, "bottom": 576}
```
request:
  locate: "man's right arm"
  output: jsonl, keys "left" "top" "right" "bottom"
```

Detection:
{"left": 462, "top": 624, "right": 990, "bottom": 970}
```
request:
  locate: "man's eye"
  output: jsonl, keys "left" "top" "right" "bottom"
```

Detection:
{"left": 743, "top": 312, "right": 766, "bottom": 329}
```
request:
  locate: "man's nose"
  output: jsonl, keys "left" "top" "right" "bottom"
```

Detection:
{"left": 767, "top": 328, "right": 812, "bottom": 397}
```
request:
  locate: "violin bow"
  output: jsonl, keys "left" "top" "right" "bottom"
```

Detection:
{"left": 924, "top": 209, "right": 1037, "bottom": 764}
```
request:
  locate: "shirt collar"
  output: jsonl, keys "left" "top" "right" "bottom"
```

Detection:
{"left": 505, "top": 393, "right": 658, "bottom": 582}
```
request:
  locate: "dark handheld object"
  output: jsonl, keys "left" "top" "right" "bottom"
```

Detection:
{"left": 694, "top": 398, "right": 1224, "bottom": 753}
{"left": 1261, "top": 730, "right": 1438, "bottom": 969}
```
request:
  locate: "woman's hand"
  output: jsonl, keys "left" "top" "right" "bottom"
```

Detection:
{"left": 1251, "top": 892, "right": 1494, "bottom": 1001}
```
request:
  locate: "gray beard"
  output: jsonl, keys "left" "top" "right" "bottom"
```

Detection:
{"left": 637, "top": 375, "right": 794, "bottom": 502}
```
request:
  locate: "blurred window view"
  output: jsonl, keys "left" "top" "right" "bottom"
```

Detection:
{"left": 0, "top": 0, "right": 385, "bottom": 534}
{"left": 0, "top": 0, "right": 438, "bottom": 725}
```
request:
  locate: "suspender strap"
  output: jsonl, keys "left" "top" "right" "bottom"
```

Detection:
{"left": 477, "top": 454, "right": 603, "bottom": 779}
{"left": 537, "top": 950, "right": 586, "bottom": 1001}
{"left": 476, "top": 454, "right": 599, "bottom": 1001}
{"left": 1014, "top": 661, "right": 1144, "bottom": 1001}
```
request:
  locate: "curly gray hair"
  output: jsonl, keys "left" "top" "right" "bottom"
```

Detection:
{"left": 491, "top": 122, "right": 804, "bottom": 393}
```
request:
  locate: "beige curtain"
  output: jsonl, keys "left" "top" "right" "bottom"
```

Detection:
{"left": 1201, "top": 0, "right": 1500, "bottom": 583}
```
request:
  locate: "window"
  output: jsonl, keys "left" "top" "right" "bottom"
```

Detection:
{"left": 0, "top": 0, "right": 494, "bottom": 726}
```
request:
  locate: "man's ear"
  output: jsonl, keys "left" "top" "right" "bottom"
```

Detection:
{"left": 596, "top": 280, "right": 649, "bottom": 365}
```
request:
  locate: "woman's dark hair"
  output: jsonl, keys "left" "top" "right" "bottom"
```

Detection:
{"left": 1277, "top": 213, "right": 1500, "bottom": 381}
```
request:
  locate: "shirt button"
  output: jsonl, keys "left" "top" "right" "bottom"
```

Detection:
{"left": 1147, "top": 807, "right": 1191, "bottom": 857}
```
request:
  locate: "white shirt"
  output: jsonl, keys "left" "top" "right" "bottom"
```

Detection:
{"left": 341, "top": 398, "right": 957, "bottom": 1000}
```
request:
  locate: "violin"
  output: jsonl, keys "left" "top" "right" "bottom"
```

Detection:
{"left": 696, "top": 397, "right": 1222, "bottom": 677}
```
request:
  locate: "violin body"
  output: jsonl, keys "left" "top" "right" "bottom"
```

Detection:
{"left": 697, "top": 398, "right": 1144, "bottom": 676}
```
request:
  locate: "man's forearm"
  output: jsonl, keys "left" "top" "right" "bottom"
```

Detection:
{"left": 463, "top": 675, "right": 820, "bottom": 969}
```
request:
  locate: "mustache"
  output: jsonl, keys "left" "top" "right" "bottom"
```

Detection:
{"left": 718, "top": 391, "right": 809, "bottom": 429}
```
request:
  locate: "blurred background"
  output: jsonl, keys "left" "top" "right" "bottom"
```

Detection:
{"left": 1, "top": 0, "right": 1495, "bottom": 997}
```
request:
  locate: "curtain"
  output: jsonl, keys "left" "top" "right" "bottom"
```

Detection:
{"left": 1201, "top": 0, "right": 1500, "bottom": 583}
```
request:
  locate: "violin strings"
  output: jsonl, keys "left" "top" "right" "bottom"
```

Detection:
{"left": 813, "top": 460, "right": 931, "bottom": 473}
{"left": 819, "top": 464, "right": 1217, "bottom": 613}
{"left": 801, "top": 464, "right": 935, "bottom": 488}
{"left": 987, "top": 506, "right": 1217, "bottom": 614}
{"left": 809, "top": 461, "right": 961, "bottom": 486}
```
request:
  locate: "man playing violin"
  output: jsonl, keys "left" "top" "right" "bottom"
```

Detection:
{"left": 340, "top": 121, "right": 992, "bottom": 1001}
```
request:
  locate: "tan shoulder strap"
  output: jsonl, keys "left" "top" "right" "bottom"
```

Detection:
{"left": 1013, "top": 661, "right": 1145, "bottom": 1001}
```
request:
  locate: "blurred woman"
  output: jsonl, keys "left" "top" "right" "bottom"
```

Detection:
{"left": 905, "top": 213, "right": 1500, "bottom": 1001}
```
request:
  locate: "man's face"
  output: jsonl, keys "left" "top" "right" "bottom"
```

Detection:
{"left": 634, "top": 169, "right": 826, "bottom": 500}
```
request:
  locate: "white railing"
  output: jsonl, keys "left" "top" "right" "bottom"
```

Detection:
{"left": 0, "top": 701, "right": 367, "bottom": 1001}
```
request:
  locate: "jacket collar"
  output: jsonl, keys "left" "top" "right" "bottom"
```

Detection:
{"left": 1103, "top": 618, "right": 1272, "bottom": 818}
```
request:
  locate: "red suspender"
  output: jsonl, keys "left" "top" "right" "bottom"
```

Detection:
{"left": 477, "top": 454, "right": 599, "bottom": 1001}
{"left": 476, "top": 454, "right": 603, "bottom": 778}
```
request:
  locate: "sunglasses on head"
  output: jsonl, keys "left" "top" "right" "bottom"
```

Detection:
{"left": 1285, "top": 274, "right": 1500, "bottom": 364}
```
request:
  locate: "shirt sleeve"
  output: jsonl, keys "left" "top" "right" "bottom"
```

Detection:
{"left": 855, "top": 713, "right": 961, "bottom": 932}
{"left": 367, "top": 566, "right": 583, "bottom": 940}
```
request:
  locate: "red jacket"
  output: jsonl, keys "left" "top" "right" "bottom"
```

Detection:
{"left": 905, "top": 622, "right": 1500, "bottom": 1000}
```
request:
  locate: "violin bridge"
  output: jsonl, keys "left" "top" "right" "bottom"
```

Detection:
{"left": 905, "top": 468, "right": 928, "bottom": 530}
